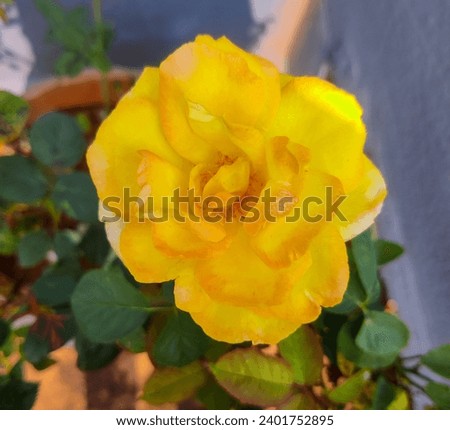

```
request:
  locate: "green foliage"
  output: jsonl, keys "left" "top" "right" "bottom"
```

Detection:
{"left": 23, "top": 316, "right": 76, "bottom": 369}
{"left": 210, "top": 349, "right": 294, "bottom": 407}
{"left": 0, "top": 91, "right": 29, "bottom": 144}
{"left": 0, "top": 155, "right": 47, "bottom": 203}
{"left": 29, "top": 112, "right": 86, "bottom": 168}
{"left": 71, "top": 268, "right": 151, "bottom": 343}
{"left": 32, "top": 265, "right": 78, "bottom": 307}
{"left": 425, "top": 382, "right": 450, "bottom": 409}
{"left": 375, "top": 240, "right": 404, "bottom": 265}
{"left": 204, "top": 341, "right": 231, "bottom": 362}
{"left": 152, "top": 311, "right": 210, "bottom": 367}
{"left": 328, "top": 271, "right": 365, "bottom": 315}
{"left": 75, "top": 332, "right": 119, "bottom": 371}
{"left": 23, "top": 331, "right": 49, "bottom": 364}
{"left": 18, "top": 230, "right": 52, "bottom": 268}
{"left": 53, "top": 230, "right": 80, "bottom": 260}
{"left": 0, "top": 377, "right": 38, "bottom": 410}
{"left": 350, "top": 229, "right": 380, "bottom": 303}
{"left": 79, "top": 223, "right": 110, "bottom": 265}
{"left": 279, "top": 325, "right": 323, "bottom": 385}
{"left": 387, "top": 388, "right": 409, "bottom": 410}
{"left": 197, "top": 378, "right": 237, "bottom": 410}
{"left": 318, "top": 312, "right": 346, "bottom": 364}
{"left": 161, "top": 280, "right": 175, "bottom": 304}
{"left": 338, "top": 319, "right": 400, "bottom": 369}
{"left": 52, "top": 172, "right": 98, "bottom": 223}
{"left": 371, "top": 376, "right": 396, "bottom": 409}
{"left": 278, "top": 392, "right": 320, "bottom": 410}
{"left": 142, "top": 362, "right": 207, "bottom": 405}
{"left": 421, "top": 344, "right": 450, "bottom": 379}
{"left": 118, "top": 327, "right": 147, "bottom": 353}
{"left": 355, "top": 311, "right": 409, "bottom": 356}
{"left": 34, "top": 0, "right": 113, "bottom": 76}
{"left": 328, "top": 369, "right": 371, "bottom": 404}
{"left": 0, "top": 220, "right": 18, "bottom": 255}
{"left": 0, "top": 318, "right": 10, "bottom": 347}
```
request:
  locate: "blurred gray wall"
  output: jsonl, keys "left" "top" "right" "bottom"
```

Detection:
{"left": 314, "top": 0, "right": 450, "bottom": 352}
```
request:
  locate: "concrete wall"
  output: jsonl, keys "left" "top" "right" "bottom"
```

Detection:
{"left": 316, "top": 0, "right": 450, "bottom": 352}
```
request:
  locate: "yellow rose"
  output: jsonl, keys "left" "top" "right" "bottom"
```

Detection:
{"left": 87, "top": 35, "right": 386, "bottom": 344}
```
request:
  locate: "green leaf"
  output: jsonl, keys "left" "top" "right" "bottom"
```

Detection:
{"left": 371, "top": 375, "right": 396, "bottom": 409}
{"left": 204, "top": 341, "right": 231, "bottom": 362}
{"left": 32, "top": 357, "right": 57, "bottom": 371}
{"left": 338, "top": 320, "right": 399, "bottom": 369}
{"left": 26, "top": 315, "right": 76, "bottom": 356}
{"left": 0, "top": 378, "right": 38, "bottom": 410}
{"left": 35, "top": 0, "right": 113, "bottom": 75}
{"left": 328, "top": 369, "right": 371, "bottom": 404}
{"left": 319, "top": 312, "right": 347, "bottom": 365}
{"left": 23, "top": 331, "right": 49, "bottom": 364}
{"left": 279, "top": 325, "right": 323, "bottom": 385}
{"left": 32, "top": 266, "right": 78, "bottom": 307}
{"left": 351, "top": 229, "right": 380, "bottom": 303}
{"left": 0, "top": 221, "right": 19, "bottom": 255}
{"left": 328, "top": 270, "right": 366, "bottom": 315}
{"left": 52, "top": 172, "right": 98, "bottom": 223}
{"left": 75, "top": 113, "right": 92, "bottom": 134}
{"left": 119, "top": 327, "right": 146, "bottom": 353}
{"left": 152, "top": 311, "right": 210, "bottom": 367}
{"left": 197, "top": 378, "right": 237, "bottom": 410}
{"left": 89, "top": 49, "right": 112, "bottom": 73}
{"left": 75, "top": 332, "right": 119, "bottom": 371}
{"left": 71, "top": 268, "right": 150, "bottom": 343}
{"left": 1, "top": 329, "right": 14, "bottom": 357}
{"left": 79, "top": 223, "right": 110, "bottom": 265}
{"left": 278, "top": 392, "right": 320, "bottom": 410}
{"left": 41, "top": 3, "right": 89, "bottom": 52}
{"left": 9, "top": 361, "right": 23, "bottom": 380}
{"left": 161, "top": 280, "right": 175, "bottom": 304}
{"left": 210, "top": 348, "right": 294, "bottom": 407}
{"left": 53, "top": 230, "right": 80, "bottom": 260}
{"left": 0, "top": 91, "right": 29, "bottom": 144}
{"left": 337, "top": 352, "right": 356, "bottom": 377}
{"left": 142, "top": 362, "right": 207, "bottom": 405}
{"left": 0, "top": 318, "right": 10, "bottom": 347}
{"left": 421, "top": 344, "right": 450, "bottom": 379}
{"left": 356, "top": 311, "right": 409, "bottom": 356}
{"left": 29, "top": 112, "right": 86, "bottom": 168}
{"left": 375, "top": 240, "right": 404, "bottom": 265}
{"left": 425, "top": 382, "right": 450, "bottom": 409}
{"left": 18, "top": 230, "right": 52, "bottom": 268}
{"left": 0, "top": 155, "right": 47, "bottom": 203}
{"left": 54, "top": 51, "right": 85, "bottom": 77}
{"left": 387, "top": 388, "right": 410, "bottom": 410}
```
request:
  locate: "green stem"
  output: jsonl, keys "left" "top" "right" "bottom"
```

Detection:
{"left": 43, "top": 198, "right": 61, "bottom": 232}
{"left": 102, "top": 247, "right": 117, "bottom": 270}
{"left": 92, "top": 0, "right": 102, "bottom": 23}
{"left": 92, "top": 0, "right": 110, "bottom": 112}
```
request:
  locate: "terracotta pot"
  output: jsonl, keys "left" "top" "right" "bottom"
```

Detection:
{"left": 24, "top": 68, "right": 135, "bottom": 123}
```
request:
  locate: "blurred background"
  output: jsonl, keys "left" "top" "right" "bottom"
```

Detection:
{"left": 1, "top": 0, "right": 449, "bottom": 409}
